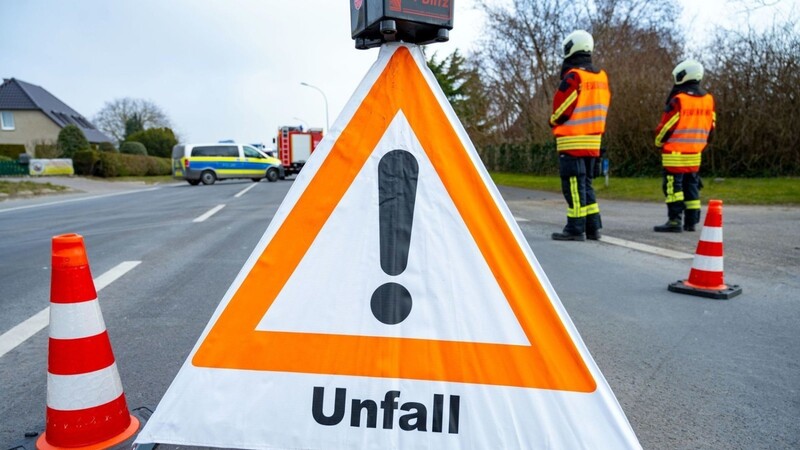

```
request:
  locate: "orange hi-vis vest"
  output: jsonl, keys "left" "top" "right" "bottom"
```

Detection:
{"left": 552, "top": 69, "right": 610, "bottom": 157}
{"left": 662, "top": 93, "right": 715, "bottom": 171}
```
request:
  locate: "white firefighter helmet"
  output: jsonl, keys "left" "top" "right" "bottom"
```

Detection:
{"left": 672, "top": 59, "right": 704, "bottom": 84}
{"left": 562, "top": 30, "right": 593, "bottom": 58}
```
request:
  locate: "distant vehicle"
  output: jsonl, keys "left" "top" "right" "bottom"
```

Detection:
{"left": 273, "top": 126, "right": 323, "bottom": 176}
{"left": 171, "top": 143, "right": 285, "bottom": 185}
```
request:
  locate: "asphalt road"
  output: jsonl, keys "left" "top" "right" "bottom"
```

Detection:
{"left": 0, "top": 177, "right": 797, "bottom": 449}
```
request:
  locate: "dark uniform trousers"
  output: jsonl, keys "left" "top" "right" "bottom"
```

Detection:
{"left": 559, "top": 153, "right": 602, "bottom": 235}
{"left": 662, "top": 170, "right": 701, "bottom": 227}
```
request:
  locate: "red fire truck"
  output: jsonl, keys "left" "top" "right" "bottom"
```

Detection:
{"left": 274, "top": 126, "right": 324, "bottom": 176}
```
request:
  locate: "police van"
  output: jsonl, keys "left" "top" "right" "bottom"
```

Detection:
{"left": 172, "top": 143, "right": 285, "bottom": 185}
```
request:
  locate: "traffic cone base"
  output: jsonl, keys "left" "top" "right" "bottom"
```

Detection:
{"left": 668, "top": 279, "right": 743, "bottom": 300}
{"left": 36, "top": 416, "right": 139, "bottom": 450}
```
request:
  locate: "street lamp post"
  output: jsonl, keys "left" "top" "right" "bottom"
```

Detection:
{"left": 300, "top": 82, "right": 329, "bottom": 134}
{"left": 292, "top": 116, "right": 308, "bottom": 129}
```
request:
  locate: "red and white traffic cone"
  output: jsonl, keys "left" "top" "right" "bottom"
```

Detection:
{"left": 37, "top": 234, "right": 139, "bottom": 450}
{"left": 668, "top": 200, "right": 743, "bottom": 299}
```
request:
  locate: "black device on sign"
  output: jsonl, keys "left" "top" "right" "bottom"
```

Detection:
{"left": 350, "top": 0, "right": 454, "bottom": 49}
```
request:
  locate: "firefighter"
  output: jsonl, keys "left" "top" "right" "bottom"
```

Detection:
{"left": 654, "top": 59, "right": 715, "bottom": 232}
{"left": 550, "top": 30, "right": 610, "bottom": 241}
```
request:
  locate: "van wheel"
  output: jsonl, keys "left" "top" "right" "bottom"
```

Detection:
{"left": 188, "top": 180, "right": 200, "bottom": 186}
{"left": 266, "top": 168, "right": 279, "bottom": 182}
{"left": 201, "top": 171, "right": 216, "bottom": 185}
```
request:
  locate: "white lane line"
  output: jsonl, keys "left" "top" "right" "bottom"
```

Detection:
{"left": 0, "top": 261, "right": 141, "bottom": 359}
{"left": 234, "top": 183, "right": 258, "bottom": 198}
{"left": 600, "top": 235, "right": 694, "bottom": 260}
{"left": 193, "top": 204, "right": 225, "bottom": 223}
{"left": 514, "top": 216, "right": 530, "bottom": 222}
{"left": 0, "top": 188, "right": 161, "bottom": 214}
{"left": 94, "top": 261, "right": 141, "bottom": 290}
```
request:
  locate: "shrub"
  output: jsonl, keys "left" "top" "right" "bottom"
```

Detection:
{"left": 127, "top": 127, "right": 178, "bottom": 158}
{"left": 98, "top": 141, "right": 117, "bottom": 153}
{"left": 0, "top": 155, "right": 12, "bottom": 161}
{"left": 119, "top": 141, "right": 147, "bottom": 155}
{"left": 479, "top": 141, "right": 559, "bottom": 175}
{"left": 92, "top": 151, "right": 170, "bottom": 177}
{"left": 32, "top": 139, "right": 61, "bottom": 158}
{"left": 72, "top": 150, "right": 100, "bottom": 175}
{"left": 0, "top": 144, "right": 26, "bottom": 159}
{"left": 57, "top": 125, "right": 90, "bottom": 158}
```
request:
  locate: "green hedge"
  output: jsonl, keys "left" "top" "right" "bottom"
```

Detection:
{"left": 120, "top": 141, "right": 147, "bottom": 155}
{"left": 479, "top": 141, "right": 559, "bottom": 175}
{"left": 0, "top": 144, "right": 26, "bottom": 159}
{"left": 72, "top": 150, "right": 170, "bottom": 177}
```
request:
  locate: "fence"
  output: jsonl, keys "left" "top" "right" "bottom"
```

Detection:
{"left": 0, "top": 161, "right": 29, "bottom": 176}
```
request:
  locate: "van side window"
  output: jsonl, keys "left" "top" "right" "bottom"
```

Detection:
{"left": 191, "top": 145, "right": 238, "bottom": 157}
{"left": 243, "top": 146, "right": 263, "bottom": 158}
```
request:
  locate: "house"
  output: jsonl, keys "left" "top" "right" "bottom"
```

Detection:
{"left": 0, "top": 78, "right": 112, "bottom": 154}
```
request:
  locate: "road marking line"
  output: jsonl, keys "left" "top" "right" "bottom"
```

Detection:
{"left": 514, "top": 216, "right": 530, "bottom": 222}
{"left": 0, "top": 309, "right": 49, "bottom": 359}
{"left": 600, "top": 235, "right": 694, "bottom": 260}
{"left": 94, "top": 261, "right": 141, "bottom": 290}
{"left": 0, "top": 261, "right": 141, "bottom": 359}
{"left": 0, "top": 188, "right": 161, "bottom": 214}
{"left": 193, "top": 204, "right": 226, "bottom": 223}
{"left": 234, "top": 184, "right": 258, "bottom": 198}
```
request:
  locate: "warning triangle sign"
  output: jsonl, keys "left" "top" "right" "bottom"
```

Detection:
{"left": 193, "top": 44, "right": 591, "bottom": 391}
{"left": 137, "top": 43, "right": 640, "bottom": 449}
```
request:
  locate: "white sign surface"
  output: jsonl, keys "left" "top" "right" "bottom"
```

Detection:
{"left": 135, "top": 43, "right": 641, "bottom": 450}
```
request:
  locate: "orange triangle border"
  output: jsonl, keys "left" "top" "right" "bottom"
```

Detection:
{"left": 192, "top": 46, "right": 596, "bottom": 393}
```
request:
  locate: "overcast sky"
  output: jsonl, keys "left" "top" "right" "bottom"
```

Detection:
{"left": 0, "top": 0, "right": 787, "bottom": 146}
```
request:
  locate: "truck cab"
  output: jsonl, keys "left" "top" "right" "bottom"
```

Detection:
{"left": 274, "top": 126, "right": 323, "bottom": 176}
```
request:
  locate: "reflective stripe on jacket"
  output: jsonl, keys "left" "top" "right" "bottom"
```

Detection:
{"left": 661, "top": 93, "right": 715, "bottom": 171}
{"left": 552, "top": 69, "right": 610, "bottom": 157}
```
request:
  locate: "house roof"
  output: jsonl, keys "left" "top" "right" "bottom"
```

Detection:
{"left": 0, "top": 78, "right": 112, "bottom": 143}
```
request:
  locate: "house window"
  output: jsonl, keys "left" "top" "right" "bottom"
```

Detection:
{"left": 0, "top": 111, "right": 14, "bottom": 130}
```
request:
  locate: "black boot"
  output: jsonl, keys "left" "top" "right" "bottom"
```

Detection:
{"left": 684, "top": 209, "right": 700, "bottom": 231}
{"left": 586, "top": 213, "right": 602, "bottom": 240}
{"left": 654, "top": 219, "right": 682, "bottom": 232}
{"left": 552, "top": 231, "right": 586, "bottom": 241}
{"left": 553, "top": 217, "right": 586, "bottom": 241}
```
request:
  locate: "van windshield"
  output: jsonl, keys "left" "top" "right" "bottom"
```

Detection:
{"left": 243, "top": 146, "right": 264, "bottom": 158}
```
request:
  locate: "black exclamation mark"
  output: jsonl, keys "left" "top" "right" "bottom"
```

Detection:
{"left": 371, "top": 150, "right": 419, "bottom": 325}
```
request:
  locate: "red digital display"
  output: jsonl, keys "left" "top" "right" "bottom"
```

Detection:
{"left": 390, "top": 0, "right": 452, "bottom": 21}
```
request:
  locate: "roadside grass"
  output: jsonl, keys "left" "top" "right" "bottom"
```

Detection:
{"left": 0, "top": 180, "right": 69, "bottom": 197}
{"left": 490, "top": 172, "right": 800, "bottom": 205}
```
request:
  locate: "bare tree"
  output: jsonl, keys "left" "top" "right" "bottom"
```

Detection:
{"left": 93, "top": 98, "right": 172, "bottom": 144}
{"left": 472, "top": 0, "right": 683, "bottom": 174}
{"left": 702, "top": 17, "right": 800, "bottom": 176}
